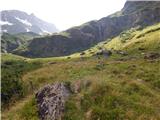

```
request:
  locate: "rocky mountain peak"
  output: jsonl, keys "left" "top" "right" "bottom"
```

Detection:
{"left": 1, "top": 10, "right": 58, "bottom": 34}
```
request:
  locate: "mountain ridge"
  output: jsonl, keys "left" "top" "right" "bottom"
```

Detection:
{"left": 13, "top": 1, "right": 160, "bottom": 58}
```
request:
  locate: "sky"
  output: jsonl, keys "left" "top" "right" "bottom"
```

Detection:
{"left": 1, "top": 0, "right": 126, "bottom": 31}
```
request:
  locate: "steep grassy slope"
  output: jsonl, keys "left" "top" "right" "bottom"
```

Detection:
{"left": 63, "top": 23, "right": 160, "bottom": 58}
{"left": 105, "top": 23, "right": 160, "bottom": 52}
{"left": 2, "top": 23, "right": 160, "bottom": 120}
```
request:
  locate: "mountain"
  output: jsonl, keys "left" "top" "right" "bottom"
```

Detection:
{"left": 13, "top": 1, "right": 160, "bottom": 58}
{"left": 0, "top": 10, "right": 58, "bottom": 34}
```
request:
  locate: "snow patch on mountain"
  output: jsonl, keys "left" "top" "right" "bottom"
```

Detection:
{"left": 3, "top": 30, "right": 8, "bottom": 32}
{"left": 39, "top": 29, "right": 51, "bottom": 35}
{"left": 0, "top": 21, "right": 13, "bottom": 25}
{"left": 15, "top": 17, "right": 32, "bottom": 26}
{"left": 42, "top": 29, "right": 51, "bottom": 34}
{"left": 26, "top": 28, "right": 30, "bottom": 32}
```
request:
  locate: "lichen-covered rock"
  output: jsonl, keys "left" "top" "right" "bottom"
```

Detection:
{"left": 35, "top": 82, "right": 71, "bottom": 120}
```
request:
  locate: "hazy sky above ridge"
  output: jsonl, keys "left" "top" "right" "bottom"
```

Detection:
{"left": 1, "top": 0, "right": 126, "bottom": 31}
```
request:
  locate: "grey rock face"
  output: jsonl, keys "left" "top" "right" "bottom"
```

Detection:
{"left": 35, "top": 83, "right": 71, "bottom": 120}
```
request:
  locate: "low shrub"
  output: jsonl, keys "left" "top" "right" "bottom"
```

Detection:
{"left": 1, "top": 60, "right": 41, "bottom": 109}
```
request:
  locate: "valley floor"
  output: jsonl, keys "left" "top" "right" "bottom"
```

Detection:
{"left": 2, "top": 52, "right": 160, "bottom": 120}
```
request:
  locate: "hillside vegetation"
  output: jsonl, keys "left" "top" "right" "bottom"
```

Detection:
{"left": 2, "top": 23, "right": 160, "bottom": 120}
{"left": 1, "top": 53, "right": 41, "bottom": 110}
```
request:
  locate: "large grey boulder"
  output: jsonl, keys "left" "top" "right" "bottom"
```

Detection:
{"left": 35, "top": 83, "right": 71, "bottom": 120}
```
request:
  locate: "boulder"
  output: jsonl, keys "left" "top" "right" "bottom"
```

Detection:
{"left": 35, "top": 82, "right": 71, "bottom": 120}
{"left": 115, "top": 50, "right": 128, "bottom": 56}
{"left": 95, "top": 50, "right": 112, "bottom": 58}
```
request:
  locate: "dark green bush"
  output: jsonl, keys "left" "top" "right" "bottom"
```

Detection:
{"left": 1, "top": 60, "right": 41, "bottom": 109}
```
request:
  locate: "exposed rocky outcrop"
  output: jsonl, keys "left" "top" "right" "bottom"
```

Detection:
{"left": 36, "top": 83, "right": 71, "bottom": 120}
{"left": 13, "top": 1, "right": 160, "bottom": 57}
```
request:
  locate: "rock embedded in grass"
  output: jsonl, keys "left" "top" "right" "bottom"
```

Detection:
{"left": 36, "top": 82, "right": 71, "bottom": 120}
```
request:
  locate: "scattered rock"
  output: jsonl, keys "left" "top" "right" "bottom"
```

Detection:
{"left": 115, "top": 50, "right": 128, "bottom": 56}
{"left": 36, "top": 82, "right": 71, "bottom": 120}
{"left": 116, "top": 58, "right": 126, "bottom": 61}
{"left": 104, "top": 42, "right": 108, "bottom": 44}
{"left": 80, "top": 52, "right": 85, "bottom": 56}
{"left": 144, "top": 52, "right": 160, "bottom": 59}
{"left": 95, "top": 50, "right": 112, "bottom": 58}
{"left": 112, "top": 70, "right": 119, "bottom": 74}
{"left": 48, "top": 62, "right": 57, "bottom": 65}
{"left": 137, "top": 79, "right": 144, "bottom": 83}
{"left": 98, "top": 47, "right": 103, "bottom": 50}
{"left": 138, "top": 47, "right": 145, "bottom": 51}
{"left": 90, "top": 51, "right": 95, "bottom": 54}
{"left": 131, "top": 64, "right": 136, "bottom": 68}
{"left": 141, "top": 52, "right": 145, "bottom": 55}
